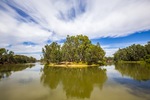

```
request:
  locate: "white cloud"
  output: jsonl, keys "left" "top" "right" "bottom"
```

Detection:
{"left": 104, "top": 48, "right": 118, "bottom": 57}
{"left": 0, "top": 0, "right": 150, "bottom": 59}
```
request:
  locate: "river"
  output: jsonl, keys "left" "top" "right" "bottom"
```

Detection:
{"left": 0, "top": 63, "right": 150, "bottom": 100}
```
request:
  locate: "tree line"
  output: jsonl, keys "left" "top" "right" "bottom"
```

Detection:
{"left": 114, "top": 41, "right": 150, "bottom": 63}
{"left": 0, "top": 48, "right": 36, "bottom": 64}
{"left": 42, "top": 35, "right": 105, "bottom": 65}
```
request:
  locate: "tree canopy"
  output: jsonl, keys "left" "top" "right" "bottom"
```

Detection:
{"left": 0, "top": 48, "right": 36, "bottom": 64}
{"left": 42, "top": 35, "right": 105, "bottom": 65}
{"left": 114, "top": 42, "right": 150, "bottom": 63}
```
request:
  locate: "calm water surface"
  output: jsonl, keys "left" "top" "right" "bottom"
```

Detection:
{"left": 0, "top": 63, "right": 150, "bottom": 100}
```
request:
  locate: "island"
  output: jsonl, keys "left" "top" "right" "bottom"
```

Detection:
{"left": 41, "top": 35, "right": 106, "bottom": 67}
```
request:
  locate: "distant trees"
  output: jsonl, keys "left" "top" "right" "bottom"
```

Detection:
{"left": 42, "top": 35, "right": 105, "bottom": 65}
{"left": 0, "top": 48, "right": 36, "bottom": 64}
{"left": 114, "top": 42, "right": 150, "bottom": 63}
{"left": 105, "top": 57, "right": 114, "bottom": 63}
{"left": 13, "top": 55, "right": 36, "bottom": 63}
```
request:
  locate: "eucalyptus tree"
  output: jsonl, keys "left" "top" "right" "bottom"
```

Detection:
{"left": 42, "top": 42, "right": 61, "bottom": 64}
{"left": 114, "top": 43, "right": 148, "bottom": 62}
{"left": 0, "top": 48, "right": 6, "bottom": 60}
{"left": 145, "top": 41, "right": 150, "bottom": 54}
{"left": 42, "top": 35, "right": 106, "bottom": 64}
{"left": 61, "top": 35, "right": 92, "bottom": 62}
{"left": 0, "top": 48, "right": 36, "bottom": 64}
{"left": 85, "top": 43, "right": 105, "bottom": 64}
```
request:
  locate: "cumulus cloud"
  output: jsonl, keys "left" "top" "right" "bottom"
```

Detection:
{"left": 0, "top": 0, "right": 150, "bottom": 59}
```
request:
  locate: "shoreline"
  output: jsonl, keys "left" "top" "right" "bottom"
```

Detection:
{"left": 116, "top": 61, "right": 146, "bottom": 64}
{"left": 47, "top": 64, "right": 99, "bottom": 68}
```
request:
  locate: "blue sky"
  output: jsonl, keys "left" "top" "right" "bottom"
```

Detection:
{"left": 0, "top": 0, "right": 150, "bottom": 59}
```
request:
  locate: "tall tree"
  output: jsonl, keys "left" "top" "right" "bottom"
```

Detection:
{"left": 42, "top": 42, "right": 61, "bottom": 64}
{"left": 0, "top": 48, "right": 6, "bottom": 59}
{"left": 85, "top": 43, "right": 105, "bottom": 64}
{"left": 145, "top": 41, "right": 150, "bottom": 54}
{"left": 61, "top": 35, "right": 91, "bottom": 62}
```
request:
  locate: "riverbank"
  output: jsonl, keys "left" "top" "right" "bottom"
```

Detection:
{"left": 116, "top": 61, "right": 146, "bottom": 64}
{"left": 47, "top": 62, "right": 99, "bottom": 68}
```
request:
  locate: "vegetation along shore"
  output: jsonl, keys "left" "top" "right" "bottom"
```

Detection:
{"left": 42, "top": 35, "right": 106, "bottom": 67}
{"left": 114, "top": 41, "right": 150, "bottom": 63}
{"left": 42, "top": 34, "right": 150, "bottom": 67}
{"left": 0, "top": 48, "right": 36, "bottom": 64}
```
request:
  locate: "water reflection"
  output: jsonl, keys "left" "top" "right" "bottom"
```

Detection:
{"left": 113, "top": 77, "right": 150, "bottom": 100}
{"left": 0, "top": 64, "right": 35, "bottom": 80}
{"left": 41, "top": 66, "right": 107, "bottom": 99}
{"left": 115, "top": 63, "right": 150, "bottom": 81}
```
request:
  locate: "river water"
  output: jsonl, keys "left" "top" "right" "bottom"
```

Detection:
{"left": 0, "top": 63, "right": 150, "bottom": 100}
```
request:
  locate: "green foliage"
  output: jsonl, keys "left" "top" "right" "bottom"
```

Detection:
{"left": 61, "top": 35, "right": 92, "bottom": 62}
{"left": 114, "top": 41, "right": 150, "bottom": 62}
{"left": 0, "top": 48, "right": 36, "bottom": 64}
{"left": 13, "top": 55, "right": 36, "bottom": 63}
{"left": 145, "top": 41, "right": 150, "bottom": 54}
{"left": 144, "top": 55, "right": 150, "bottom": 63}
{"left": 42, "top": 35, "right": 105, "bottom": 65}
{"left": 0, "top": 48, "right": 6, "bottom": 57}
{"left": 85, "top": 43, "right": 105, "bottom": 65}
{"left": 42, "top": 42, "right": 61, "bottom": 64}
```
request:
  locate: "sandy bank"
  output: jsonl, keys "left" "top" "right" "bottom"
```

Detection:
{"left": 47, "top": 64, "right": 98, "bottom": 68}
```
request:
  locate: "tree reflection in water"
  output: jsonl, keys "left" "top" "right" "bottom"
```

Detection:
{"left": 115, "top": 63, "right": 150, "bottom": 81}
{"left": 0, "top": 64, "right": 35, "bottom": 80}
{"left": 41, "top": 66, "right": 107, "bottom": 99}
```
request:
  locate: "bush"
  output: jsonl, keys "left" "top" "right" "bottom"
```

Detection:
{"left": 145, "top": 58, "right": 150, "bottom": 63}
